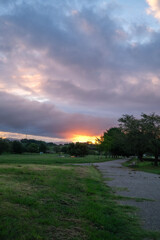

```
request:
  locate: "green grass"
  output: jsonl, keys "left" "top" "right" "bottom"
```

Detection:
{"left": 0, "top": 156, "right": 159, "bottom": 239}
{"left": 0, "top": 154, "right": 114, "bottom": 165}
{"left": 124, "top": 159, "right": 160, "bottom": 175}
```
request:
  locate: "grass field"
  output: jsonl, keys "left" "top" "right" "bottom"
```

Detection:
{"left": 0, "top": 154, "right": 113, "bottom": 165}
{"left": 0, "top": 154, "right": 159, "bottom": 240}
{"left": 124, "top": 159, "right": 160, "bottom": 175}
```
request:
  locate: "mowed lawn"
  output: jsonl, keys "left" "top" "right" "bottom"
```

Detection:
{"left": 0, "top": 154, "right": 112, "bottom": 165}
{"left": 0, "top": 155, "right": 159, "bottom": 240}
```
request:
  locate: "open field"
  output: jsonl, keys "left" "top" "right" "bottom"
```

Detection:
{"left": 0, "top": 154, "right": 114, "bottom": 165}
{"left": 0, "top": 155, "right": 159, "bottom": 239}
{"left": 124, "top": 159, "right": 160, "bottom": 175}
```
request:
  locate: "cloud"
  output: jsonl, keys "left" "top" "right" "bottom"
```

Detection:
{"left": 0, "top": 91, "right": 113, "bottom": 138}
{"left": 43, "top": 73, "right": 160, "bottom": 114}
{"left": 0, "top": 0, "right": 160, "bottom": 139}
{"left": 146, "top": 0, "right": 160, "bottom": 20}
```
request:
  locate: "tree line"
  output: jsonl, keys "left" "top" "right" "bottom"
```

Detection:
{"left": 98, "top": 113, "right": 160, "bottom": 166}
{"left": 0, "top": 138, "right": 92, "bottom": 157}
{"left": 0, "top": 139, "right": 53, "bottom": 154}
{"left": 1, "top": 113, "right": 160, "bottom": 163}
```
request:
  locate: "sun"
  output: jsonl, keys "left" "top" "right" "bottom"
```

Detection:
{"left": 72, "top": 135, "right": 98, "bottom": 144}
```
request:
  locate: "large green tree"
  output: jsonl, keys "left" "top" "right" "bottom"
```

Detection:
{"left": 99, "top": 128, "right": 126, "bottom": 157}
{"left": 99, "top": 132, "right": 112, "bottom": 156}
{"left": 118, "top": 114, "right": 148, "bottom": 161}
{"left": 141, "top": 113, "right": 160, "bottom": 166}
{"left": 107, "top": 128, "right": 127, "bottom": 156}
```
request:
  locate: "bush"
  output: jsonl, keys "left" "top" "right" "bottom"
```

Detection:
{"left": 67, "top": 142, "right": 89, "bottom": 157}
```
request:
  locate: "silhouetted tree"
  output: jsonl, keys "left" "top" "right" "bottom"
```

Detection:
{"left": 0, "top": 138, "right": 10, "bottom": 154}
{"left": 12, "top": 141, "right": 23, "bottom": 154}
{"left": 119, "top": 115, "right": 148, "bottom": 160}
{"left": 141, "top": 113, "right": 160, "bottom": 166}
{"left": 99, "top": 128, "right": 127, "bottom": 157}
{"left": 107, "top": 128, "right": 126, "bottom": 156}
{"left": 39, "top": 142, "right": 47, "bottom": 153}
{"left": 27, "top": 143, "right": 39, "bottom": 153}
{"left": 53, "top": 145, "right": 61, "bottom": 153}
{"left": 67, "top": 142, "right": 89, "bottom": 157}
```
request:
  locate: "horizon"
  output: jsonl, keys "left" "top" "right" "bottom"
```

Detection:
{"left": 0, "top": 132, "right": 99, "bottom": 144}
{"left": 1, "top": 0, "right": 160, "bottom": 142}
{"left": 0, "top": 131, "right": 99, "bottom": 144}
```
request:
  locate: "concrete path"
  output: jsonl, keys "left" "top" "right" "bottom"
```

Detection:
{"left": 93, "top": 159, "right": 160, "bottom": 231}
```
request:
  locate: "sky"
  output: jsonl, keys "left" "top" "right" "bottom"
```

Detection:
{"left": 0, "top": 0, "right": 160, "bottom": 143}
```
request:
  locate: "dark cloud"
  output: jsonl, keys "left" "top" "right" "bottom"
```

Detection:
{"left": 0, "top": 92, "right": 113, "bottom": 137}
{"left": 44, "top": 77, "right": 160, "bottom": 113}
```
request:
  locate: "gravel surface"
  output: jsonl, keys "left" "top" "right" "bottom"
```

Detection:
{"left": 93, "top": 159, "right": 160, "bottom": 231}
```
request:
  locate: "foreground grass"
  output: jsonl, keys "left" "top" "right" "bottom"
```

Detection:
{"left": 0, "top": 163, "right": 159, "bottom": 240}
{"left": 0, "top": 154, "right": 114, "bottom": 165}
{"left": 124, "top": 159, "right": 160, "bottom": 175}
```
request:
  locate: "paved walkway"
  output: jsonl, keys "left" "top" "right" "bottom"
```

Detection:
{"left": 93, "top": 159, "right": 160, "bottom": 231}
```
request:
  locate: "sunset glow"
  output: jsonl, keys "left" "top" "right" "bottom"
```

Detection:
{"left": 72, "top": 135, "right": 98, "bottom": 144}
{"left": 0, "top": 131, "right": 68, "bottom": 143}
